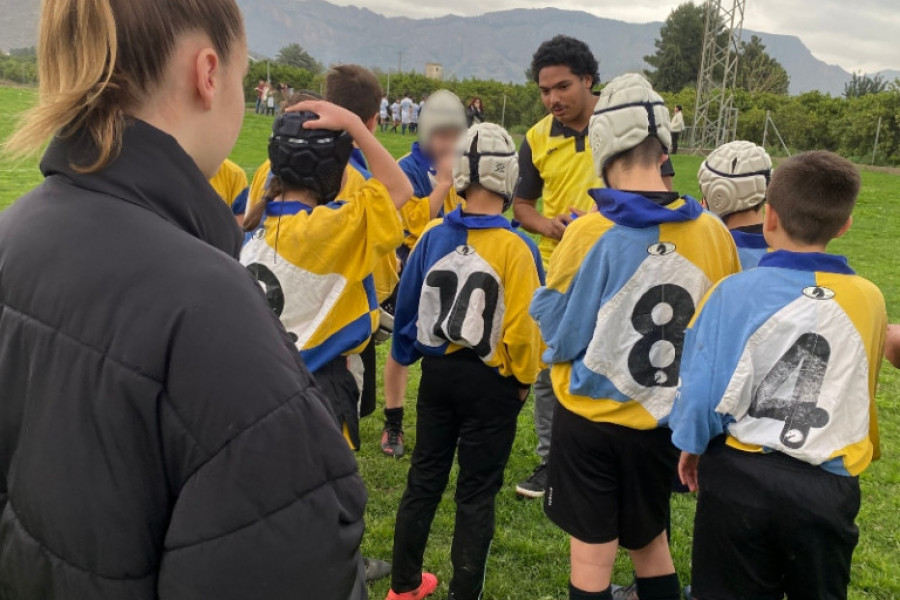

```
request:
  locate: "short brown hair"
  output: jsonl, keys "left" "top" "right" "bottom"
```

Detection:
{"left": 612, "top": 136, "right": 666, "bottom": 173}
{"left": 6, "top": 0, "right": 244, "bottom": 172}
{"left": 324, "top": 64, "right": 381, "bottom": 122}
{"left": 767, "top": 151, "right": 860, "bottom": 246}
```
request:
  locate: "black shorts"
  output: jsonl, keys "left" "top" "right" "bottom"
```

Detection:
{"left": 544, "top": 402, "right": 678, "bottom": 549}
{"left": 692, "top": 441, "right": 860, "bottom": 600}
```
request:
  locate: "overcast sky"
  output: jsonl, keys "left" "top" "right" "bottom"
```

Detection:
{"left": 329, "top": 0, "right": 899, "bottom": 73}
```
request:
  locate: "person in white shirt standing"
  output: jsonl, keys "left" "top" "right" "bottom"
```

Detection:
{"left": 380, "top": 94, "right": 390, "bottom": 132}
{"left": 670, "top": 104, "right": 685, "bottom": 154}
{"left": 390, "top": 98, "right": 401, "bottom": 133}
{"left": 400, "top": 92, "right": 414, "bottom": 135}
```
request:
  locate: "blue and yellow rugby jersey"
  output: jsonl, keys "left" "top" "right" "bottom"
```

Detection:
{"left": 531, "top": 188, "right": 741, "bottom": 430}
{"left": 343, "top": 158, "right": 400, "bottom": 303}
{"left": 519, "top": 115, "right": 604, "bottom": 269}
{"left": 240, "top": 179, "right": 404, "bottom": 373}
{"left": 392, "top": 207, "right": 546, "bottom": 385}
{"left": 731, "top": 227, "right": 768, "bottom": 269}
{"left": 247, "top": 157, "right": 399, "bottom": 303}
{"left": 671, "top": 250, "right": 886, "bottom": 476}
{"left": 209, "top": 158, "right": 249, "bottom": 216}
{"left": 398, "top": 142, "right": 462, "bottom": 250}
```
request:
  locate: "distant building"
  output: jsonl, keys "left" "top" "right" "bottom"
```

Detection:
{"left": 425, "top": 62, "right": 443, "bottom": 81}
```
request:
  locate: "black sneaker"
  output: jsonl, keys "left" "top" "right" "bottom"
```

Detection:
{"left": 515, "top": 462, "right": 548, "bottom": 498}
{"left": 381, "top": 424, "right": 405, "bottom": 458}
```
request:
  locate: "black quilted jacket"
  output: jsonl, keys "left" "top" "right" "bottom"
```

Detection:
{"left": 0, "top": 120, "right": 366, "bottom": 599}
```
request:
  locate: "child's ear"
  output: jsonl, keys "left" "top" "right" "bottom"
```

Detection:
{"left": 364, "top": 115, "right": 378, "bottom": 133}
{"left": 834, "top": 215, "right": 853, "bottom": 239}
{"left": 763, "top": 204, "right": 779, "bottom": 233}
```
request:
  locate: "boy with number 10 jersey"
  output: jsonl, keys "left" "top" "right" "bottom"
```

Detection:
{"left": 387, "top": 124, "right": 544, "bottom": 600}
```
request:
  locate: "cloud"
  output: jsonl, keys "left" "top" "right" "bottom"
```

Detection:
{"left": 329, "top": 0, "right": 899, "bottom": 72}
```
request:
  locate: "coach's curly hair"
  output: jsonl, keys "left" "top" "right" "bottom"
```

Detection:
{"left": 530, "top": 35, "right": 600, "bottom": 88}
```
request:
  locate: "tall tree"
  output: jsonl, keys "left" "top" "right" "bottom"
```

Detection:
{"left": 644, "top": 2, "right": 708, "bottom": 92}
{"left": 844, "top": 72, "right": 888, "bottom": 98}
{"left": 276, "top": 43, "right": 323, "bottom": 75}
{"left": 737, "top": 36, "right": 790, "bottom": 95}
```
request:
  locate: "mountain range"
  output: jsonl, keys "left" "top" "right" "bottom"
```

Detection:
{"left": 2, "top": 0, "right": 897, "bottom": 96}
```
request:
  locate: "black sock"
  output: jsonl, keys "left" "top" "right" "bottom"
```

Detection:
{"left": 636, "top": 573, "right": 681, "bottom": 600}
{"left": 568, "top": 582, "right": 612, "bottom": 600}
{"left": 384, "top": 407, "right": 404, "bottom": 428}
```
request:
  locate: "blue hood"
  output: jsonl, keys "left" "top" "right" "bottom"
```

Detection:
{"left": 590, "top": 188, "right": 703, "bottom": 229}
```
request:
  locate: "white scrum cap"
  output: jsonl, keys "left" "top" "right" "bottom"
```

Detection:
{"left": 699, "top": 141, "right": 773, "bottom": 217}
{"left": 418, "top": 90, "right": 467, "bottom": 147}
{"left": 453, "top": 122, "right": 519, "bottom": 205}
{"left": 590, "top": 73, "right": 672, "bottom": 180}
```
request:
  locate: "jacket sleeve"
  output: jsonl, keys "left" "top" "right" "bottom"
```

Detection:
{"left": 156, "top": 260, "right": 366, "bottom": 600}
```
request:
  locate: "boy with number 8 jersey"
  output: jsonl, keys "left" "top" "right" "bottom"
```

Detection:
{"left": 671, "top": 151, "right": 886, "bottom": 600}
{"left": 386, "top": 123, "right": 545, "bottom": 600}
{"left": 530, "top": 73, "right": 740, "bottom": 600}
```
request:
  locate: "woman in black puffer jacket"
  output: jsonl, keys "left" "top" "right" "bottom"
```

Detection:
{"left": 0, "top": 1, "right": 366, "bottom": 599}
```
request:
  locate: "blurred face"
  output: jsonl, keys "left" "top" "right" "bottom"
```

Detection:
{"left": 426, "top": 128, "right": 462, "bottom": 161}
{"left": 538, "top": 65, "right": 594, "bottom": 128}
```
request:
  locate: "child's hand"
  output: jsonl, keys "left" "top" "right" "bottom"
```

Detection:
{"left": 286, "top": 100, "right": 362, "bottom": 132}
{"left": 435, "top": 154, "right": 455, "bottom": 188}
{"left": 678, "top": 451, "right": 700, "bottom": 492}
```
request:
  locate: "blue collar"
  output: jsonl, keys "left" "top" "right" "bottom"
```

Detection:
{"left": 410, "top": 142, "right": 436, "bottom": 175}
{"left": 589, "top": 188, "right": 703, "bottom": 228}
{"left": 444, "top": 206, "right": 512, "bottom": 230}
{"left": 758, "top": 250, "right": 855, "bottom": 275}
{"left": 731, "top": 229, "right": 768, "bottom": 249}
{"left": 265, "top": 200, "right": 314, "bottom": 217}
{"left": 349, "top": 149, "right": 372, "bottom": 180}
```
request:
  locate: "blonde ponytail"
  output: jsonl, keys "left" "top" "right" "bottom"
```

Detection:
{"left": 4, "top": 0, "right": 244, "bottom": 173}
{"left": 5, "top": 0, "right": 121, "bottom": 172}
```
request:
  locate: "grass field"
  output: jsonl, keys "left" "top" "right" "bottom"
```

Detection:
{"left": 2, "top": 86, "right": 900, "bottom": 598}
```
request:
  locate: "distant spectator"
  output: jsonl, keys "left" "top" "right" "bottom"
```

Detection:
{"left": 390, "top": 98, "right": 401, "bottom": 133}
{"left": 380, "top": 94, "right": 390, "bottom": 131}
{"left": 466, "top": 97, "right": 485, "bottom": 127}
{"left": 255, "top": 79, "right": 266, "bottom": 114}
{"left": 410, "top": 99, "right": 421, "bottom": 134}
{"left": 670, "top": 104, "right": 685, "bottom": 154}
{"left": 401, "top": 91, "right": 414, "bottom": 135}
{"left": 265, "top": 85, "right": 276, "bottom": 116}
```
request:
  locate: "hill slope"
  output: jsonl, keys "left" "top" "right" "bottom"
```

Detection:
{"left": 1, "top": 0, "right": 892, "bottom": 96}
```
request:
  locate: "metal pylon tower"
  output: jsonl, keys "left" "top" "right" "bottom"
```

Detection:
{"left": 690, "top": 0, "right": 746, "bottom": 152}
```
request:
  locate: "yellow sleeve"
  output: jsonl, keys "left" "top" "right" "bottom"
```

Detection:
{"left": 499, "top": 238, "right": 544, "bottom": 385}
{"left": 248, "top": 160, "right": 272, "bottom": 208}
{"left": 400, "top": 196, "right": 432, "bottom": 248}
{"left": 298, "top": 179, "right": 404, "bottom": 281}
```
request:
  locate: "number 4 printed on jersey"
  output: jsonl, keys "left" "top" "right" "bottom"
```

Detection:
{"left": 749, "top": 333, "right": 831, "bottom": 449}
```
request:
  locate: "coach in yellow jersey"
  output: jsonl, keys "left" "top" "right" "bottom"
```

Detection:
{"left": 513, "top": 37, "right": 603, "bottom": 499}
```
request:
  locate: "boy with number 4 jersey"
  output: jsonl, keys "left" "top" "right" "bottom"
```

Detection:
{"left": 699, "top": 140, "right": 773, "bottom": 269}
{"left": 672, "top": 151, "right": 886, "bottom": 600}
{"left": 531, "top": 74, "right": 740, "bottom": 600}
{"left": 386, "top": 123, "right": 545, "bottom": 600}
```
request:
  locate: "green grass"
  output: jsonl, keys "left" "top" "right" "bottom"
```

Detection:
{"left": 3, "top": 87, "right": 900, "bottom": 598}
